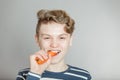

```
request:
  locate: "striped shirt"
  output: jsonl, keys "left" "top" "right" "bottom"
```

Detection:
{"left": 16, "top": 65, "right": 91, "bottom": 80}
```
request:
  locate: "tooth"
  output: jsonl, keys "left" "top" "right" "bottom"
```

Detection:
{"left": 50, "top": 50, "right": 60, "bottom": 54}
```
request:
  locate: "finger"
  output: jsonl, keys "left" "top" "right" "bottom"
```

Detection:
{"left": 46, "top": 54, "right": 52, "bottom": 64}
{"left": 36, "top": 54, "right": 45, "bottom": 61}
{"left": 34, "top": 50, "right": 50, "bottom": 64}
{"left": 41, "top": 53, "right": 49, "bottom": 60}
{"left": 35, "top": 51, "right": 46, "bottom": 61}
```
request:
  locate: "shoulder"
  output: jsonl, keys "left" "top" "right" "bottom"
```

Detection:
{"left": 68, "top": 65, "right": 89, "bottom": 73}
{"left": 16, "top": 68, "right": 30, "bottom": 80}
{"left": 67, "top": 65, "right": 92, "bottom": 80}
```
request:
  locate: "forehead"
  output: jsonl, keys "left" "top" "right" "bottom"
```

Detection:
{"left": 39, "top": 22, "right": 69, "bottom": 36}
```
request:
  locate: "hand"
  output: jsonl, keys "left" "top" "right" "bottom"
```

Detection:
{"left": 29, "top": 50, "right": 51, "bottom": 75}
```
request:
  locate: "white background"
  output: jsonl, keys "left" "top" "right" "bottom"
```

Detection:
{"left": 0, "top": 0, "right": 120, "bottom": 80}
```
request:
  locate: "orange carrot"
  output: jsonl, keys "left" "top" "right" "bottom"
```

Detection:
{"left": 47, "top": 51, "right": 57, "bottom": 57}
{"left": 35, "top": 51, "right": 57, "bottom": 65}
{"left": 35, "top": 57, "right": 48, "bottom": 64}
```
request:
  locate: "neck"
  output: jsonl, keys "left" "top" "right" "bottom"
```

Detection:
{"left": 46, "top": 59, "right": 68, "bottom": 72}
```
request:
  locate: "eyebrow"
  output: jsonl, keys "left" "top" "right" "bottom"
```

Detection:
{"left": 40, "top": 33, "right": 69, "bottom": 37}
{"left": 40, "top": 34, "right": 50, "bottom": 37}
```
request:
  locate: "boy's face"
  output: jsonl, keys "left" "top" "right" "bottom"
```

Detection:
{"left": 35, "top": 22, "right": 72, "bottom": 64}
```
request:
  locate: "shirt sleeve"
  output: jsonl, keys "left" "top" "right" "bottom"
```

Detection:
{"left": 16, "top": 71, "right": 26, "bottom": 80}
{"left": 26, "top": 72, "right": 41, "bottom": 80}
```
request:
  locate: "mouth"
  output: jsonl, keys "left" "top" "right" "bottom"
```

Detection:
{"left": 48, "top": 50, "right": 61, "bottom": 56}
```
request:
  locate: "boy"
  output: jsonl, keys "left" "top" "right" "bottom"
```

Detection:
{"left": 16, "top": 9, "right": 91, "bottom": 80}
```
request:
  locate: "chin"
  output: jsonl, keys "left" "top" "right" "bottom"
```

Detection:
{"left": 50, "top": 60, "right": 59, "bottom": 64}
{"left": 50, "top": 59, "right": 60, "bottom": 64}
{"left": 50, "top": 58, "right": 64, "bottom": 65}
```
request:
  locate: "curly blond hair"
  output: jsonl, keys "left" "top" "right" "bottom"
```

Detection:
{"left": 36, "top": 9, "right": 75, "bottom": 37}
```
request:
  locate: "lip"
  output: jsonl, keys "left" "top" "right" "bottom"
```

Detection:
{"left": 48, "top": 50, "right": 61, "bottom": 54}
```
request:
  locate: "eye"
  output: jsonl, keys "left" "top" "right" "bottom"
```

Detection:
{"left": 43, "top": 37, "right": 50, "bottom": 40}
{"left": 60, "top": 36, "right": 66, "bottom": 40}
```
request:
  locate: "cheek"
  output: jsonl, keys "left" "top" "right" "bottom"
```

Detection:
{"left": 61, "top": 40, "right": 71, "bottom": 49}
{"left": 38, "top": 40, "right": 50, "bottom": 48}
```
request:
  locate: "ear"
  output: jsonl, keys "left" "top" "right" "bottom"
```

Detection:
{"left": 69, "top": 36, "right": 73, "bottom": 46}
{"left": 34, "top": 34, "right": 40, "bottom": 47}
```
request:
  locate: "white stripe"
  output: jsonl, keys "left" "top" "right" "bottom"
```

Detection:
{"left": 28, "top": 72, "right": 41, "bottom": 78}
{"left": 70, "top": 68, "right": 89, "bottom": 74}
{"left": 16, "top": 75, "right": 25, "bottom": 80}
{"left": 64, "top": 72, "right": 88, "bottom": 80}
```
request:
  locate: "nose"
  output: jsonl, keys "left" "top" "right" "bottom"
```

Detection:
{"left": 50, "top": 39, "right": 59, "bottom": 48}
